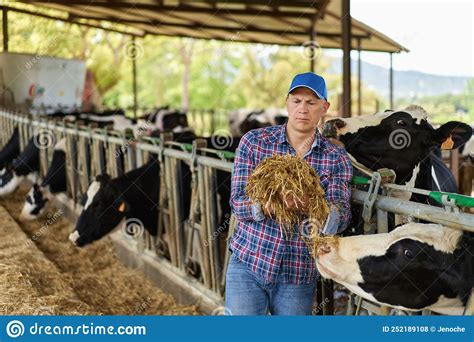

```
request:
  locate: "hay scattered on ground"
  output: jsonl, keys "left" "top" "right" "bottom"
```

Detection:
{"left": 0, "top": 184, "right": 198, "bottom": 315}
{"left": 246, "top": 154, "right": 337, "bottom": 254}
{"left": 0, "top": 206, "right": 92, "bottom": 315}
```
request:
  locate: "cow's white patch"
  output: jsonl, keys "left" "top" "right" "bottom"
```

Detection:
{"left": 431, "top": 165, "right": 441, "bottom": 191}
{"left": 336, "top": 106, "right": 428, "bottom": 135}
{"left": 20, "top": 187, "right": 37, "bottom": 220}
{"left": 391, "top": 223, "right": 462, "bottom": 254}
{"left": 0, "top": 173, "right": 21, "bottom": 196}
{"left": 54, "top": 137, "right": 67, "bottom": 152}
{"left": 429, "top": 295, "right": 465, "bottom": 315}
{"left": 389, "top": 163, "right": 420, "bottom": 203}
{"left": 111, "top": 115, "right": 134, "bottom": 131}
{"left": 461, "top": 135, "right": 474, "bottom": 158}
{"left": 69, "top": 230, "right": 80, "bottom": 244}
{"left": 84, "top": 181, "right": 100, "bottom": 210}
{"left": 0, "top": 168, "right": 5, "bottom": 176}
{"left": 86, "top": 114, "right": 134, "bottom": 131}
{"left": 171, "top": 126, "right": 192, "bottom": 134}
{"left": 154, "top": 109, "right": 173, "bottom": 132}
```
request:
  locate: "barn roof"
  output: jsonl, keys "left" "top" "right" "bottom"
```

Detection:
{"left": 15, "top": 0, "right": 408, "bottom": 52}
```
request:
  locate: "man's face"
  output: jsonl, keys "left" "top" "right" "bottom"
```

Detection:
{"left": 286, "top": 87, "right": 330, "bottom": 134}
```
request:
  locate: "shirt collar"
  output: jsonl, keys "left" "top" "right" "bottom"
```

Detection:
{"left": 278, "top": 124, "right": 322, "bottom": 150}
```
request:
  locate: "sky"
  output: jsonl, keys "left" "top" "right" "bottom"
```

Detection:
{"left": 329, "top": 0, "right": 474, "bottom": 77}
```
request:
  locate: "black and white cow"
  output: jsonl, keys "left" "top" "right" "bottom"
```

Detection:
{"left": 229, "top": 109, "right": 287, "bottom": 137}
{"left": 0, "top": 135, "right": 40, "bottom": 196}
{"left": 323, "top": 105, "right": 472, "bottom": 202}
{"left": 0, "top": 127, "right": 20, "bottom": 174}
{"left": 315, "top": 223, "right": 473, "bottom": 314}
{"left": 69, "top": 158, "right": 160, "bottom": 247}
{"left": 20, "top": 138, "right": 67, "bottom": 220}
{"left": 322, "top": 105, "right": 472, "bottom": 232}
{"left": 0, "top": 112, "right": 145, "bottom": 197}
{"left": 68, "top": 130, "right": 239, "bottom": 248}
{"left": 142, "top": 107, "right": 190, "bottom": 134}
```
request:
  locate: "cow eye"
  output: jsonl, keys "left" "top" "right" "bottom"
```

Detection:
{"left": 396, "top": 119, "right": 406, "bottom": 126}
{"left": 404, "top": 249, "right": 414, "bottom": 259}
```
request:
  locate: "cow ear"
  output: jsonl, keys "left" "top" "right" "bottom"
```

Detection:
{"left": 113, "top": 195, "right": 128, "bottom": 214}
{"left": 432, "top": 122, "right": 472, "bottom": 150}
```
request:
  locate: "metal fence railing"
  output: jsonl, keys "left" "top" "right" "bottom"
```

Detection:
{"left": 0, "top": 108, "right": 472, "bottom": 315}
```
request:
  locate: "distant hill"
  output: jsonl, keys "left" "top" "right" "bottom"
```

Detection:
{"left": 328, "top": 59, "right": 472, "bottom": 99}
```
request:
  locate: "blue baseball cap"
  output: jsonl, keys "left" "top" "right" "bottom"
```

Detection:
{"left": 287, "top": 72, "right": 328, "bottom": 101}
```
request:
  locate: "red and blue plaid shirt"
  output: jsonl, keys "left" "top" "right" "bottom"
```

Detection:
{"left": 229, "top": 124, "right": 352, "bottom": 284}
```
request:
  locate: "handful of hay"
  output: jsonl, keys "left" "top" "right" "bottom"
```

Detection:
{"left": 245, "top": 154, "right": 331, "bottom": 249}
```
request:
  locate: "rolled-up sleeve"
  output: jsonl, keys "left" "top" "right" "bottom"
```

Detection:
{"left": 325, "top": 149, "right": 353, "bottom": 232}
{"left": 230, "top": 132, "right": 259, "bottom": 222}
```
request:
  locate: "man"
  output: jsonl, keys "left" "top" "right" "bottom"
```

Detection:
{"left": 225, "top": 72, "right": 353, "bottom": 315}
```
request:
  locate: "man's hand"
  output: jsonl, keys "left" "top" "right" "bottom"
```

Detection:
{"left": 281, "top": 192, "right": 310, "bottom": 215}
{"left": 319, "top": 204, "right": 341, "bottom": 236}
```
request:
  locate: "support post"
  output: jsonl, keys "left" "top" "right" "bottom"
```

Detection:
{"left": 309, "top": 23, "right": 316, "bottom": 72}
{"left": 342, "top": 0, "right": 351, "bottom": 118}
{"left": 131, "top": 36, "right": 138, "bottom": 119}
{"left": 389, "top": 52, "right": 394, "bottom": 109}
{"left": 357, "top": 38, "right": 362, "bottom": 116}
{"left": 2, "top": 9, "right": 8, "bottom": 52}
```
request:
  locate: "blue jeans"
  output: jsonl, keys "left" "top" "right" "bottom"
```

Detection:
{"left": 225, "top": 253, "right": 316, "bottom": 315}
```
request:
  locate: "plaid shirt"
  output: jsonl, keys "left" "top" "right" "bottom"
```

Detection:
{"left": 229, "top": 124, "right": 352, "bottom": 284}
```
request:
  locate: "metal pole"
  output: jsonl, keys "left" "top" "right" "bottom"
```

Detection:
{"left": 357, "top": 38, "right": 361, "bottom": 116}
{"left": 389, "top": 52, "right": 393, "bottom": 109}
{"left": 2, "top": 9, "right": 8, "bottom": 52}
{"left": 131, "top": 36, "right": 138, "bottom": 119}
{"left": 309, "top": 26, "right": 316, "bottom": 72}
{"left": 342, "top": 0, "right": 352, "bottom": 118}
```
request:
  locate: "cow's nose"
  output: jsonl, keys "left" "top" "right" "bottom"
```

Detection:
{"left": 316, "top": 236, "right": 340, "bottom": 257}
{"left": 316, "top": 242, "right": 332, "bottom": 256}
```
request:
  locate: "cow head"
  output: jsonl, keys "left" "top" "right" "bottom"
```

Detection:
{"left": 152, "top": 109, "right": 190, "bottom": 133}
{"left": 316, "top": 223, "right": 470, "bottom": 313}
{"left": 20, "top": 183, "right": 49, "bottom": 220}
{"left": 323, "top": 106, "right": 472, "bottom": 185}
{"left": 230, "top": 109, "right": 288, "bottom": 136}
{"left": 69, "top": 174, "right": 127, "bottom": 247}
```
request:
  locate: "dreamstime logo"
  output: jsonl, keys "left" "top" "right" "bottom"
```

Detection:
{"left": 26, "top": 209, "right": 63, "bottom": 247}
{"left": 34, "top": 129, "right": 56, "bottom": 149}
{"left": 115, "top": 120, "right": 153, "bottom": 157}
{"left": 121, "top": 218, "right": 144, "bottom": 239}
{"left": 299, "top": 217, "right": 322, "bottom": 238}
{"left": 25, "top": 33, "right": 62, "bottom": 69}
{"left": 389, "top": 128, "right": 411, "bottom": 150}
{"left": 301, "top": 40, "right": 322, "bottom": 61}
{"left": 122, "top": 40, "right": 144, "bottom": 60}
{"left": 204, "top": 213, "right": 230, "bottom": 247}
{"left": 312, "top": 297, "right": 330, "bottom": 315}
{"left": 134, "top": 297, "right": 152, "bottom": 314}
{"left": 211, "top": 129, "right": 233, "bottom": 150}
{"left": 211, "top": 306, "right": 232, "bottom": 316}
{"left": 6, "top": 320, "right": 25, "bottom": 338}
